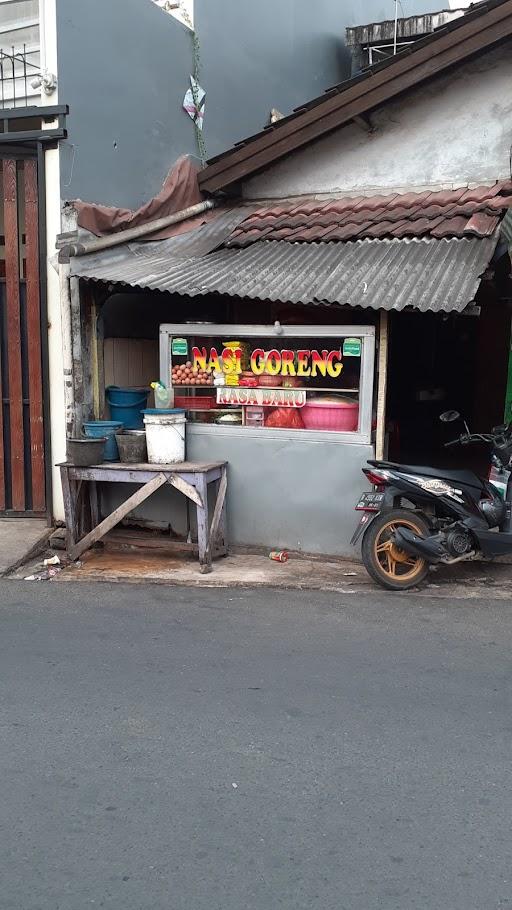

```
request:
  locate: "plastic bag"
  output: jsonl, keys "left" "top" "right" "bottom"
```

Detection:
{"left": 265, "top": 408, "right": 304, "bottom": 429}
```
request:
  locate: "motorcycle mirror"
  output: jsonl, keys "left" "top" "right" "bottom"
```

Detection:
{"left": 439, "top": 410, "right": 461, "bottom": 423}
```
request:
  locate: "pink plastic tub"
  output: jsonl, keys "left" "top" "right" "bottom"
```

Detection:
{"left": 301, "top": 399, "right": 359, "bottom": 431}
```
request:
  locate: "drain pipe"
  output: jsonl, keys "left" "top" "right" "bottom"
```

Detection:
{"left": 59, "top": 198, "right": 216, "bottom": 261}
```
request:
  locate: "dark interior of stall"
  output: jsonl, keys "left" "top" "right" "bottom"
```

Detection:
{"left": 99, "top": 291, "right": 378, "bottom": 340}
{"left": 385, "top": 267, "right": 512, "bottom": 477}
{"left": 96, "top": 286, "right": 378, "bottom": 418}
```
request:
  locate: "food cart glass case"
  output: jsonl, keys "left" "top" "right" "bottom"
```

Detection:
{"left": 159, "top": 323, "right": 375, "bottom": 444}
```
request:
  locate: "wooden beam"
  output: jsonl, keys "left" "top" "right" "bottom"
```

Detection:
{"left": 74, "top": 479, "right": 85, "bottom": 539}
{"left": 375, "top": 311, "right": 389, "bottom": 461}
{"left": 196, "top": 475, "right": 211, "bottom": 573}
{"left": 204, "top": 466, "right": 228, "bottom": 565}
{"left": 69, "top": 472, "right": 168, "bottom": 561}
{"left": 60, "top": 465, "right": 77, "bottom": 551}
{"left": 80, "top": 282, "right": 94, "bottom": 421}
{"left": 3, "top": 158, "right": 24, "bottom": 510}
{"left": 89, "top": 296, "right": 101, "bottom": 419}
{"left": 353, "top": 113, "right": 375, "bottom": 134}
{"left": 106, "top": 530, "right": 198, "bottom": 552}
{"left": 166, "top": 472, "right": 203, "bottom": 508}
{"left": 69, "top": 276, "right": 84, "bottom": 436}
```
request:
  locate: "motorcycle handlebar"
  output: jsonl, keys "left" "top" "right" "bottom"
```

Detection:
{"left": 444, "top": 432, "right": 495, "bottom": 448}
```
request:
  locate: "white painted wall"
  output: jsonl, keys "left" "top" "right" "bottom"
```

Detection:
{"left": 40, "top": 0, "right": 66, "bottom": 520}
{"left": 243, "top": 44, "right": 512, "bottom": 200}
{"left": 46, "top": 149, "right": 65, "bottom": 521}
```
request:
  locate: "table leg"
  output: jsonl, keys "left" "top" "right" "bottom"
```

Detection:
{"left": 60, "top": 466, "right": 77, "bottom": 554}
{"left": 215, "top": 468, "right": 228, "bottom": 557}
{"left": 89, "top": 481, "right": 99, "bottom": 529}
{"left": 207, "top": 467, "right": 228, "bottom": 559}
{"left": 75, "top": 480, "right": 84, "bottom": 539}
{"left": 196, "top": 476, "right": 211, "bottom": 574}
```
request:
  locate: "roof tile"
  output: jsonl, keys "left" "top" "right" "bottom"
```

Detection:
{"left": 430, "top": 216, "right": 470, "bottom": 237}
{"left": 227, "top": 182, "right": 511, "bottom": 246}
{"left": 464, "top": 212, "right": 499, "bottom": 235}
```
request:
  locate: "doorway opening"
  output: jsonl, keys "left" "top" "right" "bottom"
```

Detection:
{"left": 385, "top": 301, "right": 511, "bottom": 476}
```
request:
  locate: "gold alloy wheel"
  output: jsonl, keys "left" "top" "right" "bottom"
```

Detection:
{"left": 373, "top": 516, "right": 427, "bottom": 583}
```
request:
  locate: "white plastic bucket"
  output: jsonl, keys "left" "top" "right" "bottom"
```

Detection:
{"left": 143, "top": 410, "right": 186, "bottom": 464}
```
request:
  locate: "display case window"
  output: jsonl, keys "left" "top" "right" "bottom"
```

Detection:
{"left": 160, "top": 324, "right": 375, "bottom": 441}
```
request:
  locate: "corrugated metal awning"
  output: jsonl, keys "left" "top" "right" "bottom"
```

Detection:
{"left": 69, "top": 235, "right": 498, "bottom": 313}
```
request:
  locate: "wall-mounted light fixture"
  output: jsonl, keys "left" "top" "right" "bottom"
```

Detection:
{"left": 31, "top": 70, "right": 58, "bottom": 95}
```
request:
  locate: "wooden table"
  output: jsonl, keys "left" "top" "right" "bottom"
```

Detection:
{"left": 58, "top": 461, "right": 228, "bottom": 573}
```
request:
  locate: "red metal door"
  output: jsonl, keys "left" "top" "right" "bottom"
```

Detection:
{"left": 0, "top": 156, "right": 45, "bottom": 513}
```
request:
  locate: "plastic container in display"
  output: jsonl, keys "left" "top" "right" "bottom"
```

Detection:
{"left": 301, "top": 399, "right": 359, "bottom": 431}
{"left": 174, "top": 395, "right": 215, "bottom": 410}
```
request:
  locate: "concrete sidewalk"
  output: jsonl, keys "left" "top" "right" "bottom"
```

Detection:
{"left": 58, "top": 547, "right": 364, "bottom": 590}
{"left": 7, "top": 526, "right": 512, "bottom": 600}
{"left": 0, "top": 518, "right": 50, "bottom": 576}
{"left": 45, "top": 543, "right": 512, "bottom": 600}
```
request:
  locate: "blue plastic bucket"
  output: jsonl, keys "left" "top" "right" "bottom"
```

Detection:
{"left": 106, "top": 386, "right": 150, "bottom": 430}
{"left": 83, "top": 420, "right": 124, "bottom": 461}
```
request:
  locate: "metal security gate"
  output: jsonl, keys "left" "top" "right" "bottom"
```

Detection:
{"left": 0, "top": 156, "right": 45, "bottom": 513}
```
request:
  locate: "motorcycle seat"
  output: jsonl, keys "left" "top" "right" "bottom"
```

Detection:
{"left": 370, "top": 460, "right": 483, "bottom": 489}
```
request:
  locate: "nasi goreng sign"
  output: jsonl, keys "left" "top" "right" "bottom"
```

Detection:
{"left": 217, "top": 387, "right": 306, "bottom": 408}
{"left": 192, "top": 346, "right": 347, "bottom": 378}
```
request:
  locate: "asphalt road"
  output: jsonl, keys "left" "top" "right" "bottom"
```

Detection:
{"left": 1, "top": 579, "right": 511, "bottom": 910}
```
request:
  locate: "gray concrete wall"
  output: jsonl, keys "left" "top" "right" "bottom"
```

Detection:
{"left": 100, "top": 428, "right": 373, "bottom": 557}
{"left": 196, "top": 0, "right": 446, "bottom": 160}
{"left": 55, "top": 0, "right": 447, "bottom": 207}
{"left": 56, "top": 0, "right": 196, "bottom": 209}
{"left": 187, "top": 429, "right": 373, "bottom": 555}
{"left": 243, "top": 44, "right": 512, "bottom": 199}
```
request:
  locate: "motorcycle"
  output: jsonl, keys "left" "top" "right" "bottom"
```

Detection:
{"left": 351, "top": 411, "right": 512, "bottom": 591}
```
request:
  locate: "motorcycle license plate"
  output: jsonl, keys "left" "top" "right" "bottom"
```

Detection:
{"left": 355, "top": 491, "right": 385, "bottom": 511}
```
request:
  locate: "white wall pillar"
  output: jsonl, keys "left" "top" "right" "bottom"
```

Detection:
{"left": 46, "top": 149, "right": 66, "bottom": 521}
{"left": 40, "top": 0, "right": 66, "bottom": 520}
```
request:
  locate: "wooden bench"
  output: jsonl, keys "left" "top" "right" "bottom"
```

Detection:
{"left": 58, "top": 461, "right": 228, "bottom": 573}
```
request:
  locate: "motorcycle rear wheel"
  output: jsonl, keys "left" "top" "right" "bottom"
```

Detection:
{"left": 361, "top": 509, "right": 430, "bottom": 591}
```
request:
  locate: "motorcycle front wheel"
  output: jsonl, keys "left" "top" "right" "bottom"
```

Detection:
{"left": 361, "top": 508, "right": 430, "bottom": 591}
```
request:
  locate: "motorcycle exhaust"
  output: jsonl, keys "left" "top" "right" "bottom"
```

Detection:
{"left": 393, "top": 527, "right": 446, "bottom": 563}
